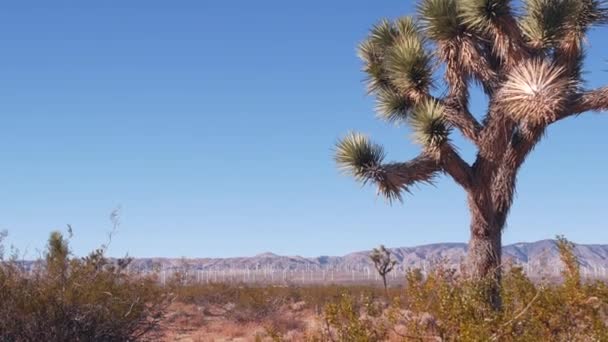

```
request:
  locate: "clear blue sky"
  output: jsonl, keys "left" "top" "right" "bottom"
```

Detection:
{"left": 0, "top": 1, "right": 607, "bottom": 258}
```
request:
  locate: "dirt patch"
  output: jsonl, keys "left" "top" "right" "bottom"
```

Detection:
{"left": 158, "top": 302, "right": 318, "bottom": 341}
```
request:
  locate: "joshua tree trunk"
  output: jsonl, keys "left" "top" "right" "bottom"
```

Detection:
{"left": 382, "top": 275, "right": 388, "bottom": 297}
{"left": 467, "top": 226, "right": 503, "bottom": 309}
{"left": 467, "top": 197, "right": 504, "bottom": 309}
{"left": 467, "top": 218, "right": 502, "bottom": 281}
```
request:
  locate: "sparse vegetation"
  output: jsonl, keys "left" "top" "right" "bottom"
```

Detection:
{"left": 0, "top": 231, "right": 169, "bottom": 341}
{"left": 315, "top": 238, "right": 608, "bottom": 341}
{"left": 159, "top": 238, "right": 608, "bottom": 341}
{"left": 2, "top": 232, "right": 608, "bottom": 340}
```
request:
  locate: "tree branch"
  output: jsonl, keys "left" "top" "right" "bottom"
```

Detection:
{"left": 480, "top": 108, "right": 514, "bottom": 155}
{"left": 494, "top": 85, "right": 606, "bottom": 214}
{"left": 439, "top": 37, "right": 500, "bottom": 97}
{"left": 474, "top": 106, "right": 517, "bottom": 188}
{"left": 567, "top": 87, "right": 608, "bottom": 116}
{"left": 490, "top": 289, "right": 541, "bottom": 341}
{"left": 485, "top": 14, "right": 531, "bottom": 69}
{"left": 492, "top": 124, "right": 545, "bottom": 228}
{"left": 438, "top": 144, "right": 473, "bottom": 191}
{"left": 493, "top": 84, "right": 607, "bottom": 226}
{"left": 441, "top": 93, "right": 482, "bottom": 145}
{"left": 335, "top": 133, "right": 441, "bottom": 202}
{"left": 375, "top": 155, "right": 442, "bottom": 202}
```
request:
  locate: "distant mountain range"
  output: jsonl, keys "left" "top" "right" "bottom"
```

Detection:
{"left": 120, "top": 240, "right": 608, "bottom": 282}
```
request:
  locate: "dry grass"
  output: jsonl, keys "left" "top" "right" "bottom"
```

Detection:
{"left": 0, "top": 231, "right": 170, "bottom": 341}
{"left": 158, "top": 282, "right": 390, "bottom": 341}
{"left": 158, "top": 301, "right": 312, "bottom": 341}
{"left": 157, "top": 237, "right": 608, "bottom": 341}
{"left": 3, "top": 232, "right": 608, "bottom": 341}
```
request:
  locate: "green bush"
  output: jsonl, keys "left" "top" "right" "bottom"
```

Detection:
{"left": 321, "top": 293, "right": 388, "bottom": 341}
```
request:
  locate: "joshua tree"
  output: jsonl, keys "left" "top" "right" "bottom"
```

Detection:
{"left": 370, "top": 245, "right": 397, "bottom": 296}
{"left": 335, "top": 0, "right": 608, "bottom": 308}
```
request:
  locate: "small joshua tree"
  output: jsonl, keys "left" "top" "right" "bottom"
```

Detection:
{"left": 370, "top": 245, "right": 397, "bottom": 296}
{"left": 335, "top": 0, "right": 608, "bottom": 309}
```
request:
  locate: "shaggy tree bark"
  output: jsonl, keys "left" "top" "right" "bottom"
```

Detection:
{"left": 335, "top": 0, "right": 608, "bottom": 310}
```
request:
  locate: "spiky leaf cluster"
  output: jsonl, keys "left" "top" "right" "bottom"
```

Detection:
{"left": 520, "top": 0, "right": 571, "bottom": 49}
{"left": 582, "top": 1, "right": 608, "bottom": 25}
{"left": 385, "top": 35, "right": 434, "bottom": 97}
{"left": 409, "top": 99, "right": 451, "bottom": 148}
{"left": 520, "top": 0, "right": 608, "bottom": 50}
{"left": 498, "top": 60, "right": 573, "bottom": 124}
{"left": 563, "top": 0, "right": 608, "bottom": 36}
{"left": 335, "top": 132, "right": 386, "bottom": 184}
{"left": 358, "top": 17, "right": 423, "bottom": 94}
{"left": 358, "top": 20, "right": 400, "bottom": 94}
{"left": 562, "top": 1, "right": 608, "bottom": 58}
{"left": 459, "top": 0, "right": 513, "bottom": 33}
{"left": 375, "top": 89, "right": 412, "bottom": 122}
{"left": 335, "top": 133, "right": 422, "bottom": 202}
{"left": 358, "top": 17, "right": 433, "bottom": 124}
{"left": 418, "top": 0, "right": 463, "bottom": 41}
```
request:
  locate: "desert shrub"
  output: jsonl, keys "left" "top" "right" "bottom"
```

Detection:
{"left": 171, "top": 281, "right": 392, "bottom": 324}
{"left": 169, "top": 282, "right": 289, "bottom": 322}
{"left": 493, "top": 237, "right": 608, "bottom": 341}
{"left": 319, "top": 293, "right": 388, "bottom": 341}
{"left": 226, "top": 286, "right": 288, "bottom": 323}
{"left": 299, "top": 284, "right": 397, "bottom": 314}
{"left": 314, "top": 237, "right": 608, "bottom": 341}
{"left": 0, "top": 231, "right": 169, "bottom": 341}
{"left": 393, "top": 265, "right": 500, "bottom": 340}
